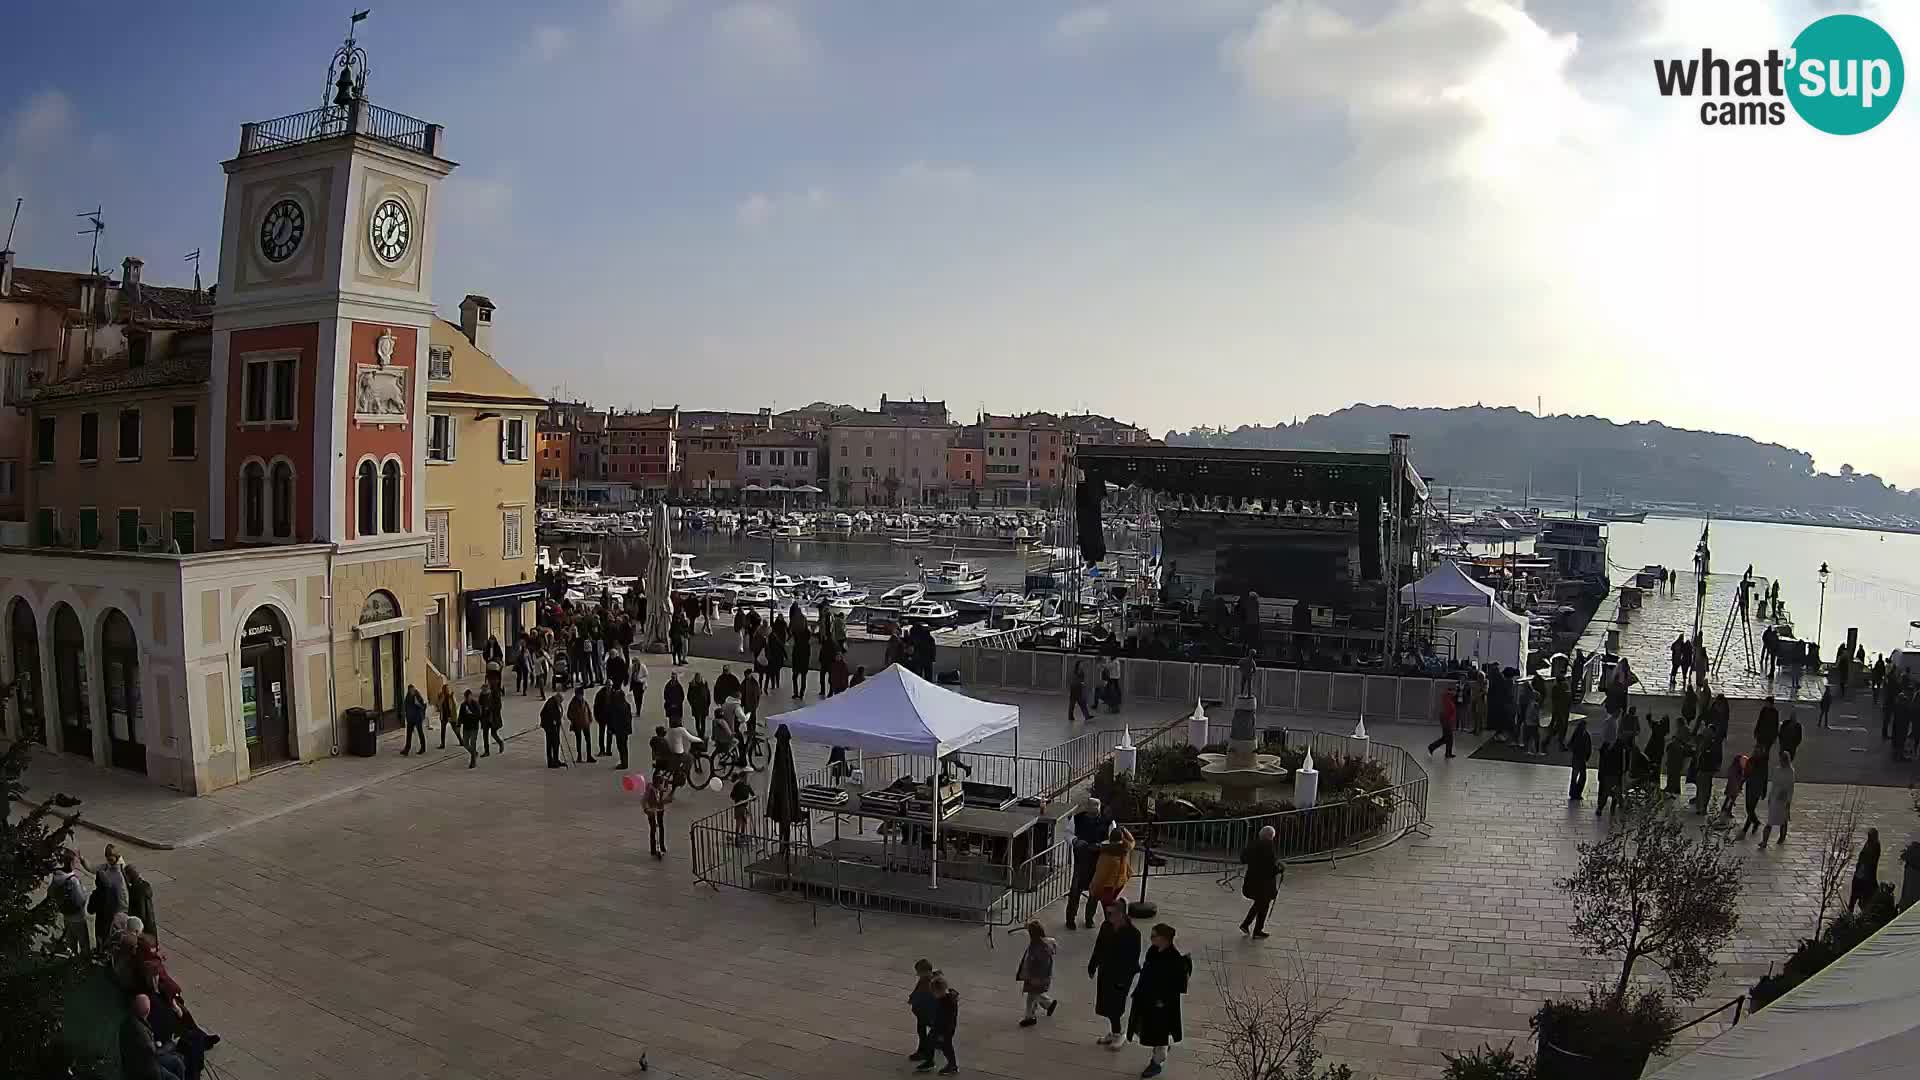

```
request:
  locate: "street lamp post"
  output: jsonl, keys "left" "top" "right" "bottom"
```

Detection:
{"left": 1816, "top": 562, "right": 1830, "bottom": 663}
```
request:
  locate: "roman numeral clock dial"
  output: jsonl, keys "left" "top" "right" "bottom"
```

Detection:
{"left": 259, "top": 198, "right": 305, "bottom": 263}
{"left": 369, "top": 197, "right": 411, "bottom": 264}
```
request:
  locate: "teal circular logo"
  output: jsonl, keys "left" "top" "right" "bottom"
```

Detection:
{"left": 1787, "top": 14, "right": 1904, "bottom": 135}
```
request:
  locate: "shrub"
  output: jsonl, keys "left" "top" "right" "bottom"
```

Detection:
{"left": 1139, "top": 744, "right": 1205, "bottom": 786}
{"left": 1532, "top": 989, "right": 1677, "bottom": 1079}
{"left": 1751, "top": 882, "right": 1899, "bottom": 1011}
{"left": 1443, "top": 1043, "right": 1534, "bottom": 1080}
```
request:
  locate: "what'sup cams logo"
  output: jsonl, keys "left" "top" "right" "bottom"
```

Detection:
{"left": 1655, "top": 13, "right": 1903, "bottom": 133}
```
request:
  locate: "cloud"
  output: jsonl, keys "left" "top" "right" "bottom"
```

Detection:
{"left": 1056, "top": 6, "right": 1112, "bottom": 41}
{"left": 710, "top": 2, "right": 817, "bottom": 76}
{"left": 526, "top": 25, "right": 572, "bottom": 63}
{"left": 735, "top": 186, "right": 829, "bottom": 228}
{"left": 611, "top": 0, "right": 677, "bottom": 28}
{"left": 14, "top": 90, "right": 73, "bottom": 148}
{"left": 735, "top": 193, "right": 774, "bottom": 228}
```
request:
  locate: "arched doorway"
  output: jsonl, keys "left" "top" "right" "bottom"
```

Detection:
{"left": 51, "top": 604, "right": 91, "bottom": 759}
{"left": 240, "top": 607, "right": 294, "bottom": 768}
{"left": 101, "top": 610, "right": 145, "bottom": 774}
{"left": 359, "top": 590, "right": 405, "bottom": 731}
{"left": 8, "top": 598, "right": 44, "bottom": 744}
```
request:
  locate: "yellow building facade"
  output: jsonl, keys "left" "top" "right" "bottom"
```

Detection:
{"left": 421, "top": 299, "right": 543, "bottom": 683}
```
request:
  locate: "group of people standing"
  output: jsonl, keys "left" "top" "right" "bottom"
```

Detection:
{"left": 907, "top": 910, "right": 1191, "bottom": 1078}
{"left": 50, "top": 845, "right": 219, "bottom": 1080}
{"left": 736, "top": 599, "right": 866, "bottom": 698}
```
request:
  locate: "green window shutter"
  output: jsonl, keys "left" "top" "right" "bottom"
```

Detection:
{"left": 118, "top": 509, "right": 140, "bottom": 550}
{"left": 34, "top": 508, "right": 54, "bottom": 546}
{"left": 78, "top": 509, "right": 99, "bottom": 549}
{"left": 171, "top": 511, "right": 195, "bottom": 554}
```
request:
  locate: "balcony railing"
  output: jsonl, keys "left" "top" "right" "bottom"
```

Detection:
{"left": 240, "top": 102, "right": 441, "bottom": 158}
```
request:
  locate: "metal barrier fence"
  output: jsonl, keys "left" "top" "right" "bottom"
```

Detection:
{"left": 1113, "top": 726, "right": 1430, "bottom": 890}
{"left": 949, "top": 648, "right": 1455, "bottom": 724}
{"left": 688, "top": 792, "right": 1073, "bottom": 943}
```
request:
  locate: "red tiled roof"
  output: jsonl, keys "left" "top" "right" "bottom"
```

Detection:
{"left": 4, "top": 267, "right": 213, "bottom": 329}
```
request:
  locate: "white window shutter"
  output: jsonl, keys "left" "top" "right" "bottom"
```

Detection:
{"left": 498, "top": 419, "right": 508, "bottom": 462}
{"left": 446, "top": 416, "right": 456, "bottom": 460}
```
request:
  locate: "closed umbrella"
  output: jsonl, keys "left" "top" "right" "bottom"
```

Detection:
{"left": 643, "top": 502, "right": 673, "bottom": 650}
{"left": 765, "top": 723, "right": 806, "bottom": 879}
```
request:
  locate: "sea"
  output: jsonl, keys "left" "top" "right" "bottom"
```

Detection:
{"left": 574, "top": 515, "right": 1920, "bottom": 657}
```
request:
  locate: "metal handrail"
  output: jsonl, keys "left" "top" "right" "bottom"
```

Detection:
{"left": 241, "top": 102, "right": 435, "bottom": 157}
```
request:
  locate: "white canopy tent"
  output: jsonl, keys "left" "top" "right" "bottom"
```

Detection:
{"left": 776, "top": 663, "right": 1021, "bottom": 888}
{"left": 1400, "top": 560, "right": 1497, "bottom": 607}
{"left": 1435, "top": 602, "right": 1529, "bottom": 672}
{"left": 1650, "top": 902, "right": 1920, "bottom": 1080}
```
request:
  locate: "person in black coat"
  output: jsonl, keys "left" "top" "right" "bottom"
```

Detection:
{"left": 540, "top": 693, "right": 566, "bottom": 768}
{"left": 918, "top": 976, "right": 959, "bottom": 1075}
{"left": 607, "top": 688, "right": 634, "bottom": 770}
{"left": 1128, "top": 924, "right": 1191, "bottom": 1078}
{"left": 1567, "top": 718, "right": 1592, "bottom": 801}
{"left": 1239, "top": 826, "right": 1282, "bottom": 937}
{"left": 1087, "top": 903, "right": 1141, "bottom": 1045}
{"left": 594, "top": 682, "right": 615, "bottom": 757}
{"left": 790, "top": 627, "right": 812, "bottom": 700}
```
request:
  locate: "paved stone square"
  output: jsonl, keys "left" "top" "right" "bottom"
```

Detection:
{"left": 22, "top": 655, "right": 1920, "bottom": 1080}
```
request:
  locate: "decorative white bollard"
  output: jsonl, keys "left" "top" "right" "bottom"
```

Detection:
{"left": 1351, "top": 715, "right": 1369, "bottom": 741}
{"left": 1113, "top": 727, "right": 1137, "bottom": 777}
{"left": 1295, "top": 744, "right": 1320, "bottom": 808}
{"left": 1188, "top": 700, "right": 1209, "bottom": 747}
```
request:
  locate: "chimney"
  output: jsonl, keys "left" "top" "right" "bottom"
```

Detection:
{"left": 0, "top": 249, "right": 13, "bottom": 297}
{"left": 121, "top": 257, "right": 143, "bottom": 306}
{"left": 458, "top": 294, "right": 495, "bottom": 352}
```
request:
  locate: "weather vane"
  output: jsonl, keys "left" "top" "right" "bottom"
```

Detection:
{"left": 326, "top": 9, "right": 372, "bottom": 109}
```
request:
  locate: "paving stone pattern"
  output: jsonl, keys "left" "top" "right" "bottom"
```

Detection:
{"left": 28, "top": 654, "right": 1920, "bottom": 1080}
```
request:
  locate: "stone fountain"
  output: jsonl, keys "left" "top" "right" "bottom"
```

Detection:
{"left": 1197, "top": 693, "right": 1288, "bottom": 805}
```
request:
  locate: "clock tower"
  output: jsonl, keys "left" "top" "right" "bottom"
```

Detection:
{"left": 207, "top": 24, "right": 455, "bottom": 730}
{"left": 209, "top": 28, "right": 453, "bottom": 550}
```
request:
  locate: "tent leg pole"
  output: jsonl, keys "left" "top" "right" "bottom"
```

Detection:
{"left": 931, "top": 802, "right": 940, "bottom": 890}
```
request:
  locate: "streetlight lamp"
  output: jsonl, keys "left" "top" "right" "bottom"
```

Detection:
{"left": 1817, "top": 562, "right": 1830, "bottom": 663}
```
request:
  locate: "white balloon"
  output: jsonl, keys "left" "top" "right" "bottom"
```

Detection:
{"left": 707, "top": 776, "right": 724, "bottom": 792}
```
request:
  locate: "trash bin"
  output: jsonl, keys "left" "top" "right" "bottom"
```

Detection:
{"left": 344, "top": 707, "right": 377, "bottom": 757}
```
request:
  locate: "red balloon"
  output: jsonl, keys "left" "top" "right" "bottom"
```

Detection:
{"left": 622, "top": 774, "right": 637, "bottom": 792}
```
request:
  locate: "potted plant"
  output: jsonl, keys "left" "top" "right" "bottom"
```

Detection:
{"left": 1539, "top": 791, "right": 1742, "bottom": 1079}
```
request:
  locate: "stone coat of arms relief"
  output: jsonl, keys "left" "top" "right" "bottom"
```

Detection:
{"left": 354, "top": 327, "right": 408, "bottom": 422}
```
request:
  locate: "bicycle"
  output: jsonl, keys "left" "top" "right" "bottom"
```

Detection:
{"left": 688, "top": 726, "right": 770, "bottom": 789}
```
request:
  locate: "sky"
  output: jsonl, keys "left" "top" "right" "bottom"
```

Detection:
{"left": 3, "top": 0, "right": 1916, "bottom": 486}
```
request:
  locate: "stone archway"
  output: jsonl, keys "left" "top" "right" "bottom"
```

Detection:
{"left": 50, "top": 603, "right": 90, "bottom": 759}
{"left": 8, "top": 597, "right": 44, "bottom": 744}
{"left": 100, "top": 609, "right": 145, "bottom": 774}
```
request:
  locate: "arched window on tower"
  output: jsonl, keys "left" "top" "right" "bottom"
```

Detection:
{"left": 242, "top": 461, "right": 266, "bottom": 538}
{"left": 380, "top": 460, "right": 402, "bottom": 533}
{"left": 270, "top": 461, "right": 295, "bottom": 539}
{"left": 356, "top": 460, "right": 377, "bottom": 537}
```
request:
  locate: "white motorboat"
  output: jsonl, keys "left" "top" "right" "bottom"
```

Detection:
{"left": 832, "top": 513, "right": 854, "bottom": 529}
{"left": 800, "top": 574, "right": 851, "bottom": 593}
{"left": 891, "top": 532, "right": 934, "bottom": 547}
{"left": 770, "top": 572, "right": 802, "bottom": 591}
{"left": 876, "top": 582, "right": 927, "bottom": 608}
{"left": 731, "top": 584, "right": 775, "bottom": 605}
{"left": 719, "top": 561, "right": 769, "bottom": 586}
{"left": 669, "top": 553, "right": 709, "bottom": 584}
{"left": 921, "top": 560, "right": 987, "bottom": 595}
{"left": 901, "top": 600, "right": 960, "bottom": 626}
{"left": 954, "top": 590, "right": 1033, "bottom": 612}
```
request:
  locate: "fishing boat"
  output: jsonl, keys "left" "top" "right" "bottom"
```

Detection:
{"left": 875, "top": 582, "right": 927, "bottom": 608}
{"left": 900, "top": 600, "right": 960, "bottom": 626}
{"left": 718, "top": 561, "right": 769, "bottom": 586}
{"left": 668, "top": 553, "right": 708, "bottom": 585}
{"left": 921, "top": 559, "right": 988, "bottom": 595}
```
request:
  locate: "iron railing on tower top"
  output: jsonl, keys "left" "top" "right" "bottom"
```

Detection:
{"left": 240, "top": 102, "right": 440, "bottom": 158}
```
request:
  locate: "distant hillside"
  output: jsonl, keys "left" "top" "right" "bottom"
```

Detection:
{"left": 1166, "top": 405, "right": 1917, "bottom": 514}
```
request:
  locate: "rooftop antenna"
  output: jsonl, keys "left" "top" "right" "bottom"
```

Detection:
{"left": 183, "top": 248, "right": 202, "bottom": 296}
{"left": 3, "top": 197, "right": 21, "bottom": 251}
{"left": 75, "top": 206, "right": 105, "bottom": 275}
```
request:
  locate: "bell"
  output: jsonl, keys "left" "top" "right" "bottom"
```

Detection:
{"left": 333, "top": 65, "right": 357, "bottom": 106}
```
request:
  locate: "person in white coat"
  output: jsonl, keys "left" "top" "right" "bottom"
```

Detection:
{"left": 1761, "top": 749, "right": 1795, "bottom": 848}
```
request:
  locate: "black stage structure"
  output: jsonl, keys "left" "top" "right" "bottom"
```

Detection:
{"left": 1071, "top": 437, "right": 1428, "bottom": 669}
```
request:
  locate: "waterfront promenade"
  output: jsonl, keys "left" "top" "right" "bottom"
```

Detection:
{"left": 14, "top": 653, "right": 1919, "bottom": 1080}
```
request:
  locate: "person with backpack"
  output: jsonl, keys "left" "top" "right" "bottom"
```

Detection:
{"left": 51, "top": 850, "right": 90, "bottom": 952}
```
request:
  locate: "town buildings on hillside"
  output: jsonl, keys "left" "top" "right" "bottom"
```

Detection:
{"left": 535, "top": 396, "right": 1158, "bottom": 508}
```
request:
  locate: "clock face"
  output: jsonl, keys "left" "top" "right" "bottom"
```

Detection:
{"left": 369, "top": 198, "right": 412, "bottom": 264}
{"left": 259, "top": 199, "right": 305, "bottom": 263}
